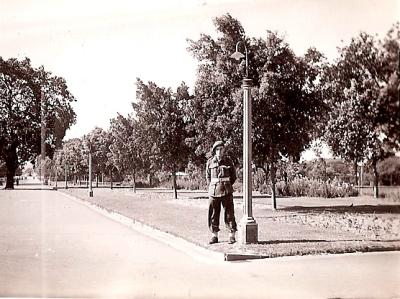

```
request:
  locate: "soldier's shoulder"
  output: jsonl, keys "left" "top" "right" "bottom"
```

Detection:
{"left": 206, "top": 157, "right": 215, "bottom": 165}
{"left": 207, "top": 156, "right": 214, "bottom": 163}
{"left": 224, "top": 156, "right": 236, "bottom": 165}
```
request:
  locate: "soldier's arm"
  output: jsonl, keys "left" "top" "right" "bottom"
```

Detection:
{"left": 230, "top": 160, "right": 237, "bottom": 185}
{"left": 206, "top": 160, "right": 211, "bottom": 185}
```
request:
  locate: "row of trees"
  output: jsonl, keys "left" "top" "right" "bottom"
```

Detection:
{"left": 40, "top": 15, "right": 399, "bottom": 201}
{"left": 1, "top": 15, "right": 399, "bottom": 202}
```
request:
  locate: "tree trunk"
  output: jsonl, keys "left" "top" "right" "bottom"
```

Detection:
{"left": 372, "top": 158, "right": 379, "bottom": 198}
{"left": 148, "top": 174, "right": 152, "bottom": 187}
{"left": 270, "top": 162, "right": 277, "bottom": 210}
{"left": 4, "top": 142, "right": 18, "bottom": 189}
{"left": 260, "top": 165, "right": 269, "bottom": 181}
{"left": 283, "top": 171, "right": 288, "bottom": 194}
{"left": 172, "top": 172, "right": 177, "bottom": 199}
{"left": 65, "top": 166, "right": 68, "bottom": 189}
{"left": 96, "top": 173, "right": 99, "bottom": 188}
{"left": 259, "top": 164, "right": 269, "bottom": 195}
{"left": 353, "top": 160, "right": 358, "bottom": 187}
{"left": 5, "top": 142, "right": 18, "bottom": 189}
{"left": 55, "top": 167, "right": 58, "bottom": 189}
{"left": 110, "top": 169, "right": 113, "bottom": 189}
{"left": 321, "top": 158, "right": 328, "bottom": 198}
{"left": 132, "top": 168, "right": 136, "bottom": 193}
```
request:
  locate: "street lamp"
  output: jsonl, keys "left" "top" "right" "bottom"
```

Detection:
{"left": 64, "top": 162, "right": 68, "bottom": 189}
{"left": 88, "top": 143, "right": 93, "bottom": 197}
{"left": 231, "top": 40, "right": 258, "bottom": 244}
{"left": 54, "top": 165, "right": 58, "bottom": 190}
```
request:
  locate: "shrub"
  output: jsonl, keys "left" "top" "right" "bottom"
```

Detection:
{"left": 378, "top": 187, "right": 400, "bottom": 201}
{"left": 261, "top": 177, "right": 358, "bottom": 198}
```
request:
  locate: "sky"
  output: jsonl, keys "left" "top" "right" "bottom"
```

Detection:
{"left": 1, "top": 0, "right": 399, "bottom": 159}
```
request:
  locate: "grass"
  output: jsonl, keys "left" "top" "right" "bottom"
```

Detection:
{"left": 359, "top": 186, "right": 400, "bottom": 201}
{"left": 60, "top": 187, "right": 400, "bottom": 258}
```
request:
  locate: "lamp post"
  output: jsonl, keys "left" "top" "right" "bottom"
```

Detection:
{"left": 55, "top": 165, "right": 58, "bottom": 190}
{"left": 64, "top": 162, "right": 68, "bottom": 189}
{"left": 231, "top": 40, "right": 258, "bottom": 244}
{"left": 88, "top": 144, "right": 93, "bottom": 197}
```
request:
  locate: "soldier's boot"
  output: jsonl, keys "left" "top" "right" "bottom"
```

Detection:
{"left": 209, "top": 232, "right": 218, "bottom": 244}
{"left": 228, "top": 232, "right": 236, "bottom": 244}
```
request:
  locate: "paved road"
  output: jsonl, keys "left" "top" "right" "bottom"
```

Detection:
{"left": 0, "top": 189, "right": 399, "bottom": 298}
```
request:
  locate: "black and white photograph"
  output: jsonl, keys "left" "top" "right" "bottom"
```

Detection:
{"left": 1, "top": 0, "right": 399, "bottom": 298}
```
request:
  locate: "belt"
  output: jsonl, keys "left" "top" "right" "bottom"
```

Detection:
{"left": 211, "top": 177, "right": 230, "bottom": 183}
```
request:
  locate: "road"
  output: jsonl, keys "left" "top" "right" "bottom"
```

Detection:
{"left": 0, "top": 189, "right": 399, "bottom": 298}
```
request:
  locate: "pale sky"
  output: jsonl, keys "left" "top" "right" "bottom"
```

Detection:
{"left": 1, "top": 0, "right": 399, "bottom": 159}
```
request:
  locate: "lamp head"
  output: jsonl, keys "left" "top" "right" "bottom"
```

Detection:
{"left": 230, "top": 51, "right": 245, "bottom": 61}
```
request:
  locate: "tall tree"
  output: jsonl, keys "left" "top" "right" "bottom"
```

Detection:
{"left": 187, "top": 15, "right": 327, "bottom": 206}
{"left": 378, "top": 22, "right": 400, "bottom": 151}
{"left": 323, "top": 27, "right": 399, "bottom": 197}
{"left": 186, "top": 14, "right": 245, "bottom": 163}
{"left": 252, "top": 35, "right": 327, "bottom": 206}
{"left": 108, "top": 113, "right": 142, "bottom": 192}
{"left": 53, "top": 138, "right": 86, "bottom": 185}
{"left": 83, "top": 127, "right": 111, "bottom": 187}
{"left": 0, "top": 57, "right": 76, "bottom": 189}
{"left": 134, "top": 79, "right": 190, "bottom": 199}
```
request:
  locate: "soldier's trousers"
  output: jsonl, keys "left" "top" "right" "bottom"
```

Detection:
{"left": 208, "top": 193, "right": 237, "bottom": 233}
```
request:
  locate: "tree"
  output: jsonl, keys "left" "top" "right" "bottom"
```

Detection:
{"left": 252, "top": 35, "right": 327, "bottom": 206}
{"left": 108, "top": 113, "right": 142, "bottom": 192}
{"left": 53, "top": 138, "right": 86, "bottom": 186}
{"left": 323, "top": 27, "right": 399, "bottom": 197}
{"left": 34, "top": 155, "right": 53, "bottom": 183}
{"left": 185, "top": 14, "right": 245, "bottom": 164}
{"left": 379, "top": 22, "right": 400, "bottom": 150}
{"left": 0, "top": 160, "right": 6, "bottom": 185}
{"left": 0, "top": 57, "right": 76, "bottom": 189}
{"left": 83, "top": 128, "right": 111, "bottom": 187}
{"left": 187, "top": 15, "right": 327, "bottom": 207}
{"left": 377, "top": 155, "right": 400, "bottom": 186}
{"left": 133, "top": 79, "right": 190, "bottom": 199}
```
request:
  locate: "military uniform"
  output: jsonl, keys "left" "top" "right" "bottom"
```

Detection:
{"left": 206, "top": 145, "right": 237, "bottom": 236}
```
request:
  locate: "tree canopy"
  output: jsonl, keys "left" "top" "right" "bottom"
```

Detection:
{"left": 0, "top": 57, "right": 76, "bottom": 189}
{"left": 186, "top": 14, "right": 327, "bottom": 205}
{"left": 322, "top": 23, "right": 399, "bottom": 196}
{"left": 133, "top": 79, "right": 191, "bottom": 198}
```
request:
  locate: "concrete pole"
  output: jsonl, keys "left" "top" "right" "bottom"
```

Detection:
{"left": 89, "top": 151, "right": 93, "bottom": 197}
{"left": 360, "top": 163, "right": 363, "bottom": 195}
{"left": 110, "top": 169, "right": 113, "bottom": 189}
{"left": 238, "top": 78, "right": 258, "bottom": 244}
{"left": 64, "top": 164, "right": 68, "bottom": 189}
{"left": 40, "top": 92, "right": 46, "bottom": 186}
{"left": 55, "top": 166, "right": 58, "bottom": 190}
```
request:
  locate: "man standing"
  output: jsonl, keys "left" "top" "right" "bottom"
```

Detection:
{"left": 206, "top": 141, "right": 237, "bottom": 244}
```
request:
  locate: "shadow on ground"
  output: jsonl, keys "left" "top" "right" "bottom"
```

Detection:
{"left": 280, "top": 205, "right": 400, "bottom": 214}
{"left": 257, "top": 239, "right": 400, "bottom": 245}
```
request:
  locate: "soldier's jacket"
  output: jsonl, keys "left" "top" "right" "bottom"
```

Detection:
{"left": 206, "top": 156, "right": 237, "bottom": 197}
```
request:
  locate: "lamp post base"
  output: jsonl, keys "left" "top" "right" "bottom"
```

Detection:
{"left": 238, "top": 217, "right": 258, "bottom": 244}
{"left": 89, "top": 190, "right": 93, "bottom": 197}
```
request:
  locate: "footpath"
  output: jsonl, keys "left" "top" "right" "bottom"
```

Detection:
{"left": 59, "top": 187, "right": 400, "bottom": 261}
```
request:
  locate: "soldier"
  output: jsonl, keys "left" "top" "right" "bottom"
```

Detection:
{"left": 206, "top": 141, "right": 237, "bottom": 244}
